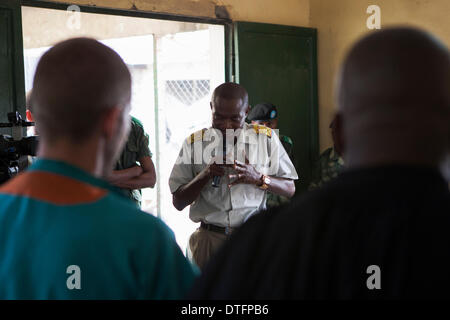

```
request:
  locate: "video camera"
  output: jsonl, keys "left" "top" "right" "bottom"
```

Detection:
{"left": 0, "top": 111, "right": 38, "bottom": 184}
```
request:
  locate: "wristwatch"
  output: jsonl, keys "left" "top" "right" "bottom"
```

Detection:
{"left": 259, "top": 174, "right": 271, "bottom": 190}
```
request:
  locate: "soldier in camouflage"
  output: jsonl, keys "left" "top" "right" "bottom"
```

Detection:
{"left": 106, "top": 116, "right": 156, "bottom": 207}
{"left": 247, "top": 102, "right": 295, "bottom": 208}
{"left": 308, "top": 115, "right": 344, "bottom": 190}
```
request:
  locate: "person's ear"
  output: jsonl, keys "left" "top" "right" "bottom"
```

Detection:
{"left": 272, "top": 118, "right": 278, "bottom": 129}
{"left": 245, "top": 105, "right": 251, "bottom": 116}
{"left": 102, "top": 107, "right": 122, "bottom": 140}
{"left": 210, "top": 101, "right": 213, "bottom": 110}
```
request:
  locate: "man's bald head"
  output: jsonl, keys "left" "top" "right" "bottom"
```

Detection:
{"left": 336, "top": 27, "right": 450, "bottom": 168}
{"left": 210, "top": 83, "right": 250, "bottom": 133}
{"left": 211, "top": 82, "right": 249, "bottom": 108}
{"left": 31, "top": 38, "right": 132, "bottom": 143}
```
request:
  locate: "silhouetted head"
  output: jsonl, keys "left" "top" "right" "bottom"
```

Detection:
{"left": 336, "top": 27, "right": 450, "bottom": 169}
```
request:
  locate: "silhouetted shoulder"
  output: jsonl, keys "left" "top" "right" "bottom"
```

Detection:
{"left": 190, "top": 166, "right": 450, "bottom": 299}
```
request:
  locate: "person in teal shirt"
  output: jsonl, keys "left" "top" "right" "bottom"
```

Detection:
{"left": 0, "top": 38, "right": 197, "bottom": 299}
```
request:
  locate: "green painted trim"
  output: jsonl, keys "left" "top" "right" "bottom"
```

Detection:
{"left": 224, "top": 23, "right": 233, "bottom": 82}
{"left": 233, "top": 22, "right": 240, "bottom": 83}
{"left": 234, "top": 21, "right": 316, "bottom": 38}
{"left": 152, "top": 35, "right": 161, "bottom": 219}
{"left": 309, "top": 28, "right": 320, "bottom": 166}
{"left": 0, "top": 0, "right": 26, "bottom": 136}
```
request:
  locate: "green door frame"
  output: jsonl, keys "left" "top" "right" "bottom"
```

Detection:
{"left": 0, "top": 0, "right": 26, "bottom": 136}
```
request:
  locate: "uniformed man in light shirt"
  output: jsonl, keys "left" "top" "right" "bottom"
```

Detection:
{"left": 169, "top": 82, "right": 298, "bottom": 269}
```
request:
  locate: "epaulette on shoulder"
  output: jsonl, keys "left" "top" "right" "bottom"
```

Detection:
{"left": 252, "top": 124, "right": 272, "bottom": 138}
{"left": 187, "top": 128, "right": 207, "bottom": 144}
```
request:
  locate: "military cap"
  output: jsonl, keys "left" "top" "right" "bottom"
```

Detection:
{"left": 247, "top": 103, "right": 278, "bottom": 121}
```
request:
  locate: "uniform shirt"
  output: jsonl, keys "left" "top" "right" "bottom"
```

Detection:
{"left": 115, "top": 117, "right": 152, "bottom": 206}
{"left": 169, "top": 123, "right": 298, "bottom": 228}
{"left": 189, "top": 166, "right": 450, "bottom": 299}
{"left": 0, "top": 159, "right": 197, "bottom": 299}
{"left": 308, "top": 147, "right": 344, "bottom": 190}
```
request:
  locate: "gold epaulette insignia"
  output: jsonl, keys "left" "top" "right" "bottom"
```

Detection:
{"left": 187, "top": 128, "right": 207, "bottom": 144}
{"left": 252, "top": 125, "right": 272, "bottom": 138}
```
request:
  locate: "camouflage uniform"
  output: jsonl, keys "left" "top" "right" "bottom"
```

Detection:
{"left": 266, "top": 134, "right": 294, "bottom": 209}
{"left": 115, "top": 117, "right": 152, "bottom": 206}
{"left": 308, "top": 147, "right": 344, "bottom": 190}
{"left": 280, "top": 135, "right": 294, "bottom": 159}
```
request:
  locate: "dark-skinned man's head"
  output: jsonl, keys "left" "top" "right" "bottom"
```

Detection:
{"left": 210, "top": 83, "right": 250, "bottom": 136}
{"left": 329, "top": 114, "right": 343, "bottom": 157}
{"left": 336, "top": 27, "right": 450, "bottom": 169}
{"left": 31, "top": 38, "right": 132, "bottom": 174}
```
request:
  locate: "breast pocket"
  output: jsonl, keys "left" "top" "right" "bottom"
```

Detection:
{"left": 231, "top": 184, "right": 263, "bottom": 209}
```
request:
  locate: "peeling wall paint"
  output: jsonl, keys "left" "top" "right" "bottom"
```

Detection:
{"left": 44, "top": 0, "right": 310, "bottom": 27}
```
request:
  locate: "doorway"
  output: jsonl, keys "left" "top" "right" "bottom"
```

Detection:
{"left": 22, "top": 5, "right": 226, "bottom": 254}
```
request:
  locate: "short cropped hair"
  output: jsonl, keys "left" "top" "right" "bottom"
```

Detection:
{"left": 31, "top": 38, "right": 132, "bottom": 143}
